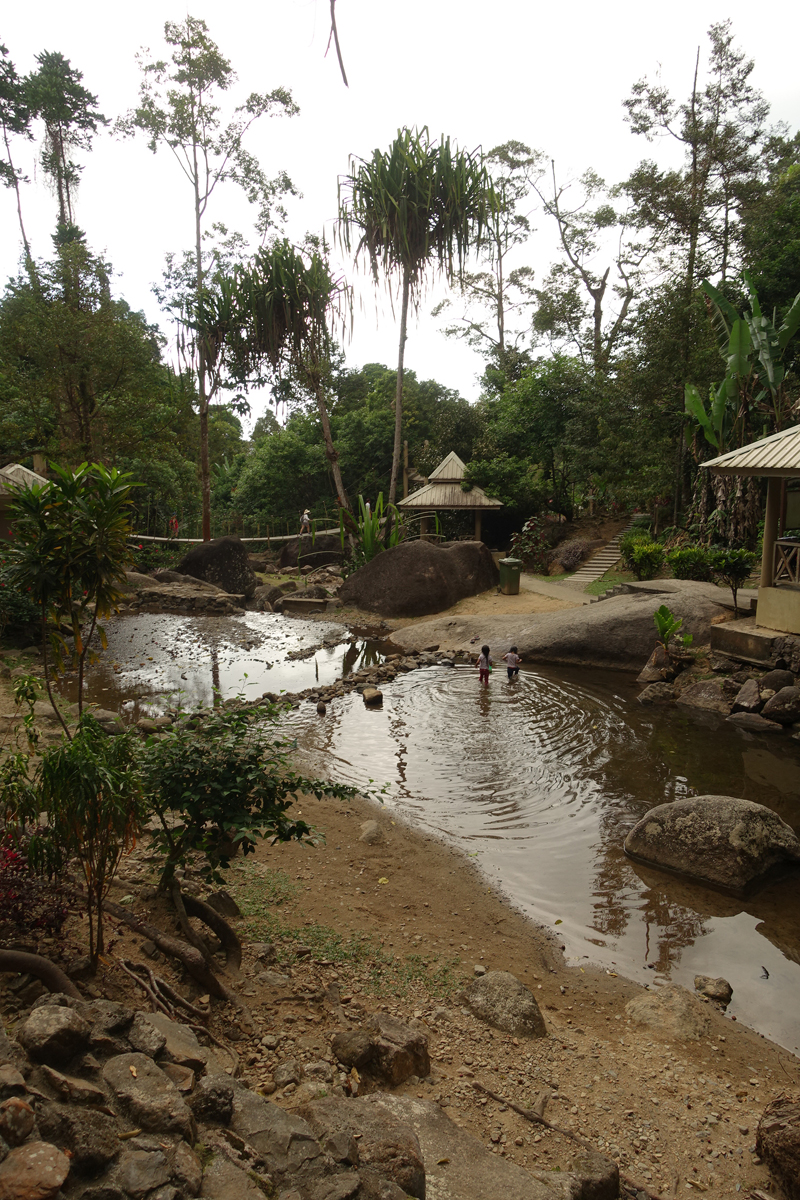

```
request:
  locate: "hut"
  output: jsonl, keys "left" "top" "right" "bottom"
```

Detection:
{"left": 0, "top": 464, "right": 48, "bottom": 541}
{"left": 396, "top": 451, "right": 503, "bottom": 541}
{"left": 705, "top": 424, "right": 800, "bottom": 634}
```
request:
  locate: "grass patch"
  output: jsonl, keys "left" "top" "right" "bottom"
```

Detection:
{"left": 232, "top": 861, "right": 462, "bottom": 999}
{"left": 583, "top": 569, "right": 633, "bottom": 596}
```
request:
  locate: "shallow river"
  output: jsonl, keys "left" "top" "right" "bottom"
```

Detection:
{"left": 67, "top": 612, "right": 800, "bottom": 1053}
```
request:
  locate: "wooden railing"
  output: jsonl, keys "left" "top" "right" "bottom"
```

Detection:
{"left": 774, "top": 538, "right": 800, "bottom": 585}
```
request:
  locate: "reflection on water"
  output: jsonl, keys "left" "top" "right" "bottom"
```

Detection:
{"left": 281, "top": 662, "right": 800, "bottom": 1053}
{"left": 55, "top": 611, "right": 384, "bottom": 718}
{"left": 65, "top": 615, "right": 800, "bottom": 1051}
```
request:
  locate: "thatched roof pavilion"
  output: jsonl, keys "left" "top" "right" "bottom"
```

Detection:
{"left": 397, "top": 451, "right": 502, "bottom": 541}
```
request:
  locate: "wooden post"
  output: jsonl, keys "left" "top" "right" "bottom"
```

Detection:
{"left": 761, "top": 476, "right": 781, "bottom": 589}
{"left": 474, "top": 510, "right": 482, "bottom": 542}
{"left": 403, "top": 440, "right": 409, "bottom": 499}
{"left": 420, "top": 514, "right": 428, "bottom": 541}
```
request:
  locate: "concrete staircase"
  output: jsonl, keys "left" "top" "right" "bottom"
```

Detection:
{"left": 565, "top": 520, "right": 638, "bottom": 587}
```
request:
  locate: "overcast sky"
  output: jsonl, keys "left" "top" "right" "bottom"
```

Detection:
{"left": 2, "top": 1, "right": 799, "bottom": 431}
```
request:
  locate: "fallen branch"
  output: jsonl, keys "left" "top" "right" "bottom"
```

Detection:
{"left": 0, "top": 949, "right": 81, "bottom": 1000}
{"left": 471, "top": 1081, "right": 668, "bottom": 1200}
{"left": 183, "top": 893, "right": 242, "bottom": 976}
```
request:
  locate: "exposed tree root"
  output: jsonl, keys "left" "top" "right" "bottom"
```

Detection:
{"left": 118, "top": 958, "right": 239, "bottom": 1075}
{"left": 104, "top": 900, "right": 254, "bottom": 1034}
{"left": 170, "top": 881, "right": 216, "bottom": 966}
{"left": 472, "top": 1080, "right": 668, "bottom": 1200}
{"left": 183, "top": 893, "right": 242, "bottom": 976}
{"left": 0, "top": 949, "right": 81, "bottom": 999}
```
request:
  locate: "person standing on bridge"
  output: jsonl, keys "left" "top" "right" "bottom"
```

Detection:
{"left": 300, "top": 509, "right": 312, "bottom": 534}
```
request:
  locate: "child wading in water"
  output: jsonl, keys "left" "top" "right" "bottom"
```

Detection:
{"left": 476, "top": 644, "right": 493, "bottom": 687}
{"left": 502, "top": 646, "right": 522, "bottom": 680}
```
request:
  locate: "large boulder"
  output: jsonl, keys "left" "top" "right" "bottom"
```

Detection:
{"left": 175, "top": 536, "right": 257, "bottom": 598}
{"left": 624, "top": 795, "right": 800, "bottom": 891}
{"left": 762, "top": 685, "right": 800, "bottom": 725}
{"left": 339, "top": 540, "right": 499, "bottom": 618}
{"left": 278, "top": 534, "right": 344, "bottom": 570}
{"left": 389, "top": 579, "right": 730, "bottom": 668}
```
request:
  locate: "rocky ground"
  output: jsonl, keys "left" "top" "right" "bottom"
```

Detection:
{"left": 2, "top": 778, "right": 800, "bottom": 1198}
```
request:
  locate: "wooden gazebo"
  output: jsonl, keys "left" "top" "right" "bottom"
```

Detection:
{"left": 705, "top": 424, "right": 800, "bottom": 634}
{"left": 397, "top": 451, "right": 502, "bottom": 541}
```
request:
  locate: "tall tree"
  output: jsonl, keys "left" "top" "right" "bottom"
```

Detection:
{"left": 25, "top": 50, "right": 106, "bottom": 235}
{"left": 434, "top": 140, "right": 536, "bottom": 373}
{"left": 119, "top": 16, "right": 298, "bottom": 540}
{"left": 622, "top": 20, "right": 770, "bottom": 517}
{"left": 198, "top": 237, "right": 353, "bottom": 511}
{"left": 338, "top": 127, "right": 496, "bottom": 512}
{"left": 531, "top": 163, "right": 651, "bottom": 374}
{"left": 0, "top": 43, "right": 34, "bottom": 269}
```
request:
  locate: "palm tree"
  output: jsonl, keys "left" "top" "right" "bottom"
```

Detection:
{"left": 338, "top": 127, "right": 496, "bottom": 511}
{"left": 196, "top": 238, "right": 351, "bottom": 511}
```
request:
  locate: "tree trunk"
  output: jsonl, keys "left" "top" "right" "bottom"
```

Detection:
{"left": 388, "top": 268, "right": 410, "bottom": 511}
{"left": 312, "top": 378, "right": 350, "bottom": 511}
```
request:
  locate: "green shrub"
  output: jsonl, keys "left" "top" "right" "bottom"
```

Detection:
{"left": 0, "top": 553, "right": 41, "bottom": 635}
{"left": 709, "top": 548, "right": 758, "bottom": 616}
{"left": 129, "top": 541, "right": 182, "bottom": 574}
{"left": 667, "top": 546, "right": 714, "bottom": 582}
{"left": 620, "top": 532, "right": 664, "bottom": 580}
{"left": 630, "top": 541, "right": 665, "bottom": 580}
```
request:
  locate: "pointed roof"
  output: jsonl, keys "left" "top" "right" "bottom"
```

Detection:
{"left": 397, "top": 449, "right": 503, "bottom": 511}
{"left": 428, "top": 451, "right": 467, "bottom": 482}
{"left": 704, "top": 424, "right": 800, "bottom": 477}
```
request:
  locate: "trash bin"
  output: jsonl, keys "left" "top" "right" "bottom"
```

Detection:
{"left": 498, "top": 557, "right": 522, "bottom": 596}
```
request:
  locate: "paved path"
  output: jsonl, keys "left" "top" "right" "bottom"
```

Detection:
{"left": 519, "top": 574, "right": 593, "bottom": 605}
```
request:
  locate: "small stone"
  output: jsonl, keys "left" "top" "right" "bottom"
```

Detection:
{"left": 17, "top": 1006, "right": 90, "bottom": 1065}
{"left": 0, "top": 1069, "right": 26, "bottom": 1101}
{"left": 762, "top": 686, "right": 800, "bottom": 725}
{"left": 127, "top": 1012, "right": 167, "bottom": 1058}
{"left": 0, "top": 1099, "right": 34, "bottom": 1147}
{"left": 726, "top": 711, "right": 784, "bottom": 733}
{"left": 0, "top": 1142, "right": 69, "bottom": 1200}
{"left": 251, "top": 943, "right": 277, "bottom": 965}
{"left": 161, "top": 1064, "right": 195, "bottom": 1093}
{"left": 362, "top": 687, "right": 383, "bottom": 707}
{"left": 358, "top": 820, "right": 384, "bottom": 845}
{"left": 102, "top": 1053, "right": 194, "bottom": 1140}
{"left": 273, "top": 1060, "right": 303, "bottom": 1088}
{"left": 189, "top": 1075, "right": 234, "bottom": 1124}
{"left": 694, "top": 975, "right": 733, "bottom": 1005}
{"left": 462, "top": 971, "right": 547, "bottom": 1038}
{"left": 205, "top": 890, "right": 241, "bottom": 918}
{"left": 117, "top": 1150, "right": 170, "bottom": 1198}
{"left": 473, "top": 964, "right": 486, "bottom": 976}
{"left": 39, "top": 1066, "right": 106, "bottom": 1105}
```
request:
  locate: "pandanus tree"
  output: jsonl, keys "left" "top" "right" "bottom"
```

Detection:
{"left": 193, "top": 238, "right": 352, "bottom": 511}
{"left": 337, "top": 127, "right": 497, "bottom": 514}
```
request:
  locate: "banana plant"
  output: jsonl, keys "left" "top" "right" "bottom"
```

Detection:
{"left": 688, "top": 273, "right": 800, "bottom": 446}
